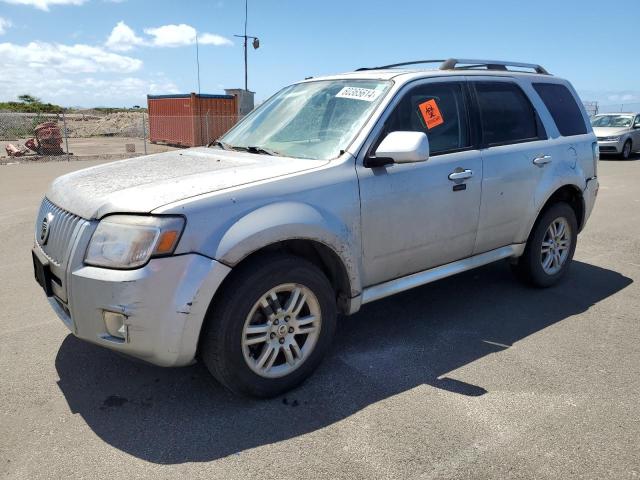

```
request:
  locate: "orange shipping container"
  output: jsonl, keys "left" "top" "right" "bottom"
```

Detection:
{"left": 147, "top": 93, "right": 239, "bottom": 147}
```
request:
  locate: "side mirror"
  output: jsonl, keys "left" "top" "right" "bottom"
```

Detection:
{"left": 634, "top": 123, "right": 640, "bottom": 129}
{"left": 366, "top": 131, "right": 430, "bottom": 168}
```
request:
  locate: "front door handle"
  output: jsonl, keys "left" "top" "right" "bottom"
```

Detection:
{"left": 533, "top": 154, "right": 552, "bottom": 166}
{"left": 448, "top": 169, "right": 473, "bottom": 181}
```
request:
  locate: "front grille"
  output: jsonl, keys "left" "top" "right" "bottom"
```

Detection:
{"left": 35, "top": 198, "right": 84, "bottom": 266}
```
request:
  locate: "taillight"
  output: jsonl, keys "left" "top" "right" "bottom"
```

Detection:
{"left": 592, "top": 141, "right": 599, "bottom": 176}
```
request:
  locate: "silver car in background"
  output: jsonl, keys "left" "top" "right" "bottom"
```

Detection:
{"left": 592, "top": 113, "right": 640, "bottom": 159}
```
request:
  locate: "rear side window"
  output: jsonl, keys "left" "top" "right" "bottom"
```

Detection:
{"left": 533, "top": 83, "right": 587, "bottom": 136}
{"left": 475, "top": 82, "right": 540, "bottom": 146}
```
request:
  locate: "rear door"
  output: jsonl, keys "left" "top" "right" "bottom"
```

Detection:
{"left": 470, "top": 78, "right": 550, "bottom": 254}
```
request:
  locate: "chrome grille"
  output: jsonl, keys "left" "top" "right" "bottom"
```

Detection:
{"left": 35, "top": 198, "right": 84, "bottom": 266}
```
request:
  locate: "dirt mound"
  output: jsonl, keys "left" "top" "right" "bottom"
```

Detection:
{"left": 65, "top": 112, "right": 144, "bottom": 138}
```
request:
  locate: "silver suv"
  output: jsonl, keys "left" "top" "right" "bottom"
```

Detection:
{"left": 32, "top": 59, "right": 599, "bottom": 397}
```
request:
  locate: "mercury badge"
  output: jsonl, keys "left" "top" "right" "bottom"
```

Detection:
{"left": 40, "top": 212, "right": 54, "bottom": 245}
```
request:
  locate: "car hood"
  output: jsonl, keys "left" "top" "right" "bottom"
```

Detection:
{"left": 593, "top": 127, "right": 629, "bottom": 137}
{"left": 47, "top": 147, "right": 328, "bottom": 219}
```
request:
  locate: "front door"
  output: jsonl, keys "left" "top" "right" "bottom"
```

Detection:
{"left": 357, "top": 79, "right": 482, "bottom": 287}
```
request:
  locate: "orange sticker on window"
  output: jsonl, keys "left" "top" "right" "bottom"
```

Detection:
{"left": 418, "top": 99, "right": 444, "bottom": 129}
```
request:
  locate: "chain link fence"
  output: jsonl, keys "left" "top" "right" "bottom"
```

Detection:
{"left": 583, "top": 101, "right": 640, "bottom": 117}
{"left": 1, "top": 111, "right": 243, "bottom": 162}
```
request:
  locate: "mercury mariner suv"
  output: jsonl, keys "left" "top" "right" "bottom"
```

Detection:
{"left": 32, "top": 59, "right": 599, "bottom": 397}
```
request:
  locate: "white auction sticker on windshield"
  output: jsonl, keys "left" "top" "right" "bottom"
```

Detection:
{"left": 336, "top": 86, "right": 382, "bottom": 102}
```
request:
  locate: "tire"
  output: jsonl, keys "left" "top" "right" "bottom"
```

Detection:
{"left": 621, "top": 140, "right": 632, "bottom": 160}
{"left": 511, "top": 202, "right": 578, "bottom": 288}
{"left": 199, "top": 253, "right": 337, "bottom": 398}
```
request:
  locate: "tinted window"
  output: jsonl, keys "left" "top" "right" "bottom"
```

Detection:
{"left": 475, "top": 82, "right": 539, "bottom": 146}
{"left": 533, "top": 83, "right": 588, "bottom": 136}
{"left": 381, "top": 82, "right": 470, "bottom": 155}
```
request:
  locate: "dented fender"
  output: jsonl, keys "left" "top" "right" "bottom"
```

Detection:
{"left": 215, "top": 202, "right": 362, "bottom": 298}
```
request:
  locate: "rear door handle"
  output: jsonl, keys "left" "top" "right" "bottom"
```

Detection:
{"left": 532, "top": 154, "right": 552, "bottom": 166}
{"left": 448, "top": 169, "right": 473, "bottom": 181}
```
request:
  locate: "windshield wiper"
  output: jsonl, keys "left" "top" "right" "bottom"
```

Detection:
{"left": 235, "top": 145, "right": 281, "bottom": 156}
{"left": 209, "top": 142, "right": 281, "bottom": 156}
{"left": 208, "top": 140, "right": 232, "bottom": 150}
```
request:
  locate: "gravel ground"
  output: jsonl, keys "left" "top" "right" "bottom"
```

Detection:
{"left": 0, "top": 156, "right": 639, "bottom": 479}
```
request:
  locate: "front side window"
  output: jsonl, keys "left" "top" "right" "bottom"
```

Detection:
{"left": 591, "top": 115, "right": 634, "bottom": 128}
{"left": 533, "top": 83, "right": 588, "bottom": 136}
{"left": 475, "top": 82, "right": 540, "bottom": 146}
{"left": 220, "top": 80, "right": 391, "bottom": 160}
{"left": 378, "top": 82, "right": 471, "bottom": 155}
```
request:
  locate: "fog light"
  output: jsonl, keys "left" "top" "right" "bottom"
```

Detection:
{"left": 103, "top": 311, "right": 128, "bottom": 341}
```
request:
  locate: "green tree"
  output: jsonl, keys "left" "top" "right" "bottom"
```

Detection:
{"left": 18, "top": 94, "right": 41, "bottom": 104}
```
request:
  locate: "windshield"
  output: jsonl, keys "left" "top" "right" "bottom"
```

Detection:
{"left": 591, "top": 115, "right": 633, "bottom": 128}
{"left": 219, "top": 79, "right": 392, "bottom": 160}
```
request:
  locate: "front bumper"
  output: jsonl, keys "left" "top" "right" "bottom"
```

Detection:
{"left": 597, "top": 140, "right": 623, "bottom": 154}
{"left": 44, "top": 252, "right": 231, "bottom": 367}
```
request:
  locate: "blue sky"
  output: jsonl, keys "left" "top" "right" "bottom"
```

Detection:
{"left": 0, "top": 0, "right": 639, "bottom": 108}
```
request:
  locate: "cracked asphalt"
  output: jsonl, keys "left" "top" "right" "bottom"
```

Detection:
{"left": 1, "top": 156, "right": 639, "bottom": 479}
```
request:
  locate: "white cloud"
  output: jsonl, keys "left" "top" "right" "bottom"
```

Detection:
{"left": 0, "top": 40, "right": 179, "bottom": 106}
{"left": 1, "top": 0, "right": 86, "bottom": 11}
{"left": 0, "top": 17, "right": 11, "bottom": 35}
{"left": 105, "top": 22, "right": 233, "bottom": 50}
{"left": 106, "top": 21, "right": 145, "bottom": 51}
{"left": 607, "top": 93, "right": 639, "bottom": 103}
{"left": 144, "top": 23, "right": 197, "bottom": 47}
{"left": 199, "top": 32, "right": 233, "bottom": 46}
{"left": 0, "top": 73, "right": 179, "bottom": 106}
{"left": 0, "top": 41, "right": 142, "bottom": 73}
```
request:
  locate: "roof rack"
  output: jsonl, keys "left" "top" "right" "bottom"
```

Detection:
{"left": 439, "top": 58, "right": 550, "bottom": 75}
{"left": 356, "top": 60, "right": 445, "bottom": 71}
{"left": 356, "top": 58, "right": 550, "bottom": 75}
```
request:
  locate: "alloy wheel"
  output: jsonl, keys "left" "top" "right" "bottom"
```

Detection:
{"left": 540, "top": 217, "right": 572, "bottom": 275}
{"left": 241, "top": 283, "right": 322, "bottom": 378}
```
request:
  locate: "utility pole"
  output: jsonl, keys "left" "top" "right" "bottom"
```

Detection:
{"left": 234, "top": 0, "right": 259, "bottom": 91}
{"left": 195, "top": 33, "right": 201, "bottom": 95}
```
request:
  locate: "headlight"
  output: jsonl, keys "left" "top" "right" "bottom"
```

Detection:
{"left": 85, "top": 215, "right": 185, "bottom": 269}
{"left": 600, "top": 136, "right": 620, "bottom": 141}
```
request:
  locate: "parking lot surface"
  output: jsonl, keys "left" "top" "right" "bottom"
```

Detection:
{"left": 1, "top": 156, "right": 639, "bottom": 479}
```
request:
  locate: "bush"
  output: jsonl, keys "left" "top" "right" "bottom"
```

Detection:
{"left": 0, "top": 101, "right": 63, "bottom": 114}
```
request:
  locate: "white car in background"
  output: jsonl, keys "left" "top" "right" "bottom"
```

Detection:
{"left": 591, "top": 113, "right": 640, "bottom": 159}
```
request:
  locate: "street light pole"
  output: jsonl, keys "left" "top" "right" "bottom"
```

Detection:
{"left": 234, "top": 0, "right": 259, "bottom": 91}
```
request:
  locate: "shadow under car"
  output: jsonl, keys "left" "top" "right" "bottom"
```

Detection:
{"left": 55, "top": 260, "right": 632, "bottom": 464}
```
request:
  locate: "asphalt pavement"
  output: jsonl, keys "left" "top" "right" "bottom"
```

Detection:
{"left": 1, "top": 155, "right": 639, "bottom": 479}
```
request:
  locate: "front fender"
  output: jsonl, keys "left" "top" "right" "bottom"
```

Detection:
{"left": 215, "top": 202, "right": 361, "bottom": 297}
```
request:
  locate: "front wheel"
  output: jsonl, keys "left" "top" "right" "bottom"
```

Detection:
{"left": 511, "top": 202, "right": 578, "bottom": 287}
{"left": 621, "top": 140, "right": 632, "bottom": 160}
{"left": 199, "top": 254, "right": 337, "bottom": 397}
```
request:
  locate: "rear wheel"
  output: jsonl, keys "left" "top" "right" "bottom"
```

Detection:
{"left": 512, "top": 202, "right": 577, "bottom": 287}
{"left": 621, "top": 140, "right": 632, "bottom": 160}
{"left": 200, "top": 254, "right": 337, "bottom": 397}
